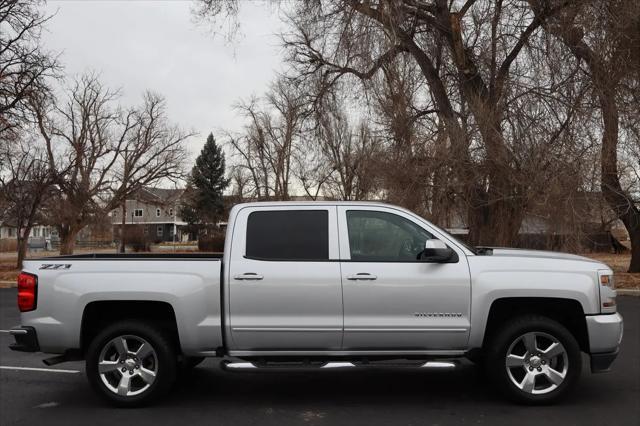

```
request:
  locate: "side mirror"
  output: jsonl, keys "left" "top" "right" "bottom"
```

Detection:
{"left": 420, "top": 239, "right": 457, "bottom": 263}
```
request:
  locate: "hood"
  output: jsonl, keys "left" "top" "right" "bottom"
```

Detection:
{"left": 487, "top": 248, "right": 600, "bottom": 263}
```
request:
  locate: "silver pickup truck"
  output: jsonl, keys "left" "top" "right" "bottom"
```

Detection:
{"left": 10, "top": 202, "right": 623, "bottom": 406}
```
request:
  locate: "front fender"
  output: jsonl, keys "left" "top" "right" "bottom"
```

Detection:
{"left": 468, "top": 270, "right": 599, "bottom": 348}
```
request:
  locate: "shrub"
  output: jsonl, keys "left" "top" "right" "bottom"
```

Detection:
{"left": 122, "top": 226, "right": 150, "bottom": 252}
{"left": 198, "top": 232, "right": 225, "bottom": 252}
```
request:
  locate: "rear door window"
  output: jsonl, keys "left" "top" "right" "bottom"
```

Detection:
{"left": 246, "top": 210, "right": 329, "bottom": 260}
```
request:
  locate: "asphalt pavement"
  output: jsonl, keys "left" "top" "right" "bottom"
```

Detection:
{"left": 0, "top": 288, "right": 638, "bottom": 426}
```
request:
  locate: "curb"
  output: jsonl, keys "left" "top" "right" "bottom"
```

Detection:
{"left": 617, "top": 289, "right": 640, "bottom": 296}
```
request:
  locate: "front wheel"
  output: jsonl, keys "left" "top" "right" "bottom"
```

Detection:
{"left": 485, "top": 315, "right": 582, "bottom": 404}
{"left": 86, "top": 320, "right": 177, "bottom": 407}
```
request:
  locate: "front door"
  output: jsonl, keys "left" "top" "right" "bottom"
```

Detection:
{"left": 338, "top": 206, "right": 471, "bottom": 351}
{"left": 227, "top": 206, "right": 343, "bottom": 351}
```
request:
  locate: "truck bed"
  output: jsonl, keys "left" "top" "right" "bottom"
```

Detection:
{"left": 21, "top": 254, "right": 223, "bottom": 356}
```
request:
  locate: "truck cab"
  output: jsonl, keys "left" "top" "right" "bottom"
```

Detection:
{"left": 225, "top": 203, "right": 472, "bottom": 355}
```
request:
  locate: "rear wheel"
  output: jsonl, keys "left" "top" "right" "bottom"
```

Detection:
{"left": 86, "top": 320, "right": 177, "bottom": 407}
{"left": 485, "top": 315, "right": 582, "bottom": 404}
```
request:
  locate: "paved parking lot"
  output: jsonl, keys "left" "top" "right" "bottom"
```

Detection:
{"left": 0, "top": 288, "right": 638, "bottom": 426}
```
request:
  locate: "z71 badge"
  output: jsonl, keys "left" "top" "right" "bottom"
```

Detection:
{"left": 39, "top": 264, "right": 72, "bottom": 270}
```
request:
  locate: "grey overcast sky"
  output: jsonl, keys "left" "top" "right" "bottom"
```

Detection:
{"left": 42, "top": 0, "right": 285, "bottom": 158}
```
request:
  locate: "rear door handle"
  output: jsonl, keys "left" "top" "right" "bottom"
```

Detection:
{"left": 346, "top": 273, "right": 377, "bottom": 281}
{"left": 234, "top": 273, "right": 264, "bottom": 281}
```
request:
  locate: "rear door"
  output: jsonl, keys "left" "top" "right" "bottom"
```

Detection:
{"left": 337, "top": 206, "right": 471, "bottom": 351}
{"left": 227, "top": 205, "right": 343, "bottom": 351}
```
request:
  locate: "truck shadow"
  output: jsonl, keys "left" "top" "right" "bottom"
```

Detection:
{"left": 171, "top": 362, "right": 503, "bottom": 406}
{"left": 36, "top": 356, "right": 619, "bottom": 420}
{"left": 166, "top": 356, "right": 611, "bottom": 409}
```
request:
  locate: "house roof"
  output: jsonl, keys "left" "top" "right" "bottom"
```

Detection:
{"left": 134, "top": 187, "right": 184, "bottom": 205}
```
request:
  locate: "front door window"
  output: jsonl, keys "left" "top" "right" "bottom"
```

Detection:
{"left": 346, "top": 210, "right": 433, "bottom": 261}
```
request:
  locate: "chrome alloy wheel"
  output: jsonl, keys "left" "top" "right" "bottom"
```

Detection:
{"left": 98, "top": 335, "right": 158, "bottom": 397}
{"left": 505, "top": 331, "right": 569, "bottom": 395}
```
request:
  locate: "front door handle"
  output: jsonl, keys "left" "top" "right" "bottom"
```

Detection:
{"left": 234, "top": 273, "right": 264, "bottom": 281}
{"left": 346, "top": 273, "right": 377, "bottom": 281}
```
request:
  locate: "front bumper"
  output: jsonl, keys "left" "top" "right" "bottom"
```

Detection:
{"left": 586, "top": 313, "right": 623, "bottom": 373}
{"left": 8, "top": 326, "right": 40, "bottom": 352}
{"left": 590, "top": 349, "right": 619, "bottom": 373}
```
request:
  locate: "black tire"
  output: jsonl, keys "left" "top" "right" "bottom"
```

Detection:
{"left": 179, "top": 356, "right": 205, "bottom": 370}
{"left": 86, "top": 320, "right": 177, "bottom": 407}
{"left": 485, "top": 315, "right": 582, "bottom": 405}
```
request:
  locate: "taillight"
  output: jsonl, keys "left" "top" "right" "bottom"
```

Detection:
{"left": 17, "top": 272, "right": 37, "bottom": 312}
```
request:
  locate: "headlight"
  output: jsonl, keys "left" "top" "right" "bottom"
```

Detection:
{"left": 600, "top": 274, "right": 615, "bottom": 289}
{"left": 598, "top": 271, "right": 616, "bottom": 313}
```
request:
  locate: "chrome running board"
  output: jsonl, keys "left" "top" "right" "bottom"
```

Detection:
{"left": 221, "top": 360, "right": 458, "bottom": 372}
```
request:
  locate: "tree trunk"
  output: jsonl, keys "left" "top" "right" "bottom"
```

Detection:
{"left": 430, "top": 167, "right": 449, "bottom": 225}
{"left": 468, "top": 201, "right": 523, "bottom": 247}
{"left": 466, "top": 118, "right": 525, "bottom": 248}
{"left": 599, "top": 93, "right": 640, "bottom": 272}
{"left": 467, "top": 165, "right": 525, "bottom": 247}
{"left": 429, "top": 123, "right": 452, "bottom": 225}
{"left": 527, "top": 0, "right": 640, "bottom": 270}
{"left": 16, "top": 231, "right": 29, "bottom": 270}
{"left": 119, "top": 202, "right": 126, "bottom": 253}
{"left": 628, "top": 227, "right": 640, "bottom": 272}
{"left": 59, "top": 225, "right": 80, "bottom": 255}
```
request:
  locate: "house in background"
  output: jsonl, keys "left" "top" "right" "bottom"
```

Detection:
{"left": 0, "top": 179, "right": 56, "bottom": 249}
{"left": 0, "top": 223, "right": 54, "bottom": 240}
{"left": 111, "top": 187, "right": 188, "bottom": 243}
{"left": 0, "top": 222, "right": 55, "bottom": 250}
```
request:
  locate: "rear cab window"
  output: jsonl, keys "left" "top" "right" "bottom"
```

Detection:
{"left": 245, "top": 210, "right": 329, "bottom": 261}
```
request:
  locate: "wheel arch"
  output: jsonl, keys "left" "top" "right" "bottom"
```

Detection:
{"left": 480, "top": 297, "right": 589, "bottom": 353}
{"left": 80, "top": 300, "right": 180, "bottom": 354}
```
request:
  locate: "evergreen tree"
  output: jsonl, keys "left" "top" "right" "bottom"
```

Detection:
{"left": 180, "top": 133, "right": 230, "bottom": 233}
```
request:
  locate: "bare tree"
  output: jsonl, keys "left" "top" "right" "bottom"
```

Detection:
{"left": 0, "top": 137, "right": 53, "bottom": 267}
{"left": 112, "top": 91, "right": 191, "bottom": 252}
{"left": 530, "top": 0, "right": 640, "bottom": 271}
{"left": 33, "top": 74, "right": 191, "bottom": 254}
{"left": 370, "top": 57, "right": 443, "bottom": 215}
{"left": 197, "top": 0, "right": 632, "bottom": 257}
{"left": 280, "top": 1, "right": 587, "bottom": 245}
{"left": 228, "top": 77, "right": 306, "bottom": 200}
{"left": 227, "top": 165, "right": 251, "bottom": 203}
{"left": 0, "top": 0, "right": 58, "bottom": 139}
{"left": 306, "top": 93, "right": 383, "bottom": 200}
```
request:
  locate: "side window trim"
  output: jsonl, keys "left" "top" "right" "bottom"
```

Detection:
{"left": 228, "top": 205, "right": 340, "bottom": 263}
{"left": 344, "top": 209, "right": 432, "bottom": 262}
{"left": 244, "top": 209, "right": 330, "bottom": 261}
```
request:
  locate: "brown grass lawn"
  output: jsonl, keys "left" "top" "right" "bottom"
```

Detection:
{"left": 0, "top": 261, "right": 18, "bottom": 282}
{"left": 584, "top": 253, "right": 639, "bottom": 289}
{"left": 1, "top": 250, "right": 638, "bottom": 289}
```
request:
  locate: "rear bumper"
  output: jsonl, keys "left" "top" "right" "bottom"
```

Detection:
{"left": 586, "top": 313, "right": 623, "bottom": 373}
{"left": 8, "top": 326, "right": 40, "bottom": 352}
